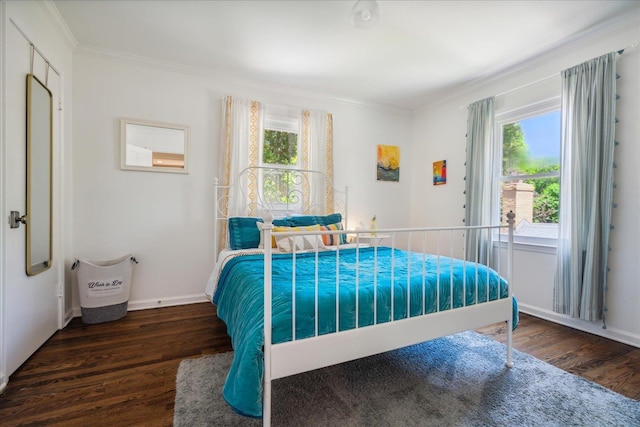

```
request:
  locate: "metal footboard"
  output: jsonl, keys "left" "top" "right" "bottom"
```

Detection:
{"left": 261, "top": 212, "right": 516, "bottom": 426}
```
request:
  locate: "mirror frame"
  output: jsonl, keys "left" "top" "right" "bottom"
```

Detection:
{"left": 120, "top": 118, "right": 190, "bottom": 174}
{"left": 26, "top": 74, "right": 53, "bottom": 276}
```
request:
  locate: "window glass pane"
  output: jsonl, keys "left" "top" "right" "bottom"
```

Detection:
{"left": 502, "top": 111, "right": 560, "bottom": 176}
{"left": 263, "top": 129, "right": 298, "bottom": 165}
{"left": 262, "top": 128, "right": 300, "bottom": 207}
{"left": 500, "top": 177, "right": 559, "bottom": 239}
{"left": 262, "top": 170, "right": 300, "bottom": 205}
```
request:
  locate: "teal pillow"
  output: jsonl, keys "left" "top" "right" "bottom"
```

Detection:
{"left": 228, "top": 217, "right": 261, "bottom": 250}
{"left": 287, "top": 213, "right": 342, "bottom": 227}
{"left": 227, "top": 217, "right": 291, "bottom": 250}
{"left": 287, "top": 213, "right": 346, "bottom": 244}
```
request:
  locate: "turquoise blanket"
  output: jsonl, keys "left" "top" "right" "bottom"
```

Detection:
{"left": 213, "top": 247, "right": 517, "bottom": 418}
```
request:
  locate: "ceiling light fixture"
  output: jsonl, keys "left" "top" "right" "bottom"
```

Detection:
{"left": 351, "top": 0, "right": 380, "bottom": 29}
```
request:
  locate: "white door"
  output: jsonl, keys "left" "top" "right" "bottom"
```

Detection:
{"left": 3, "top": 18, "right": 60, "bottom": 377}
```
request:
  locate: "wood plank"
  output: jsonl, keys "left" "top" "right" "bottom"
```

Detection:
{"left": 0, "top": 304, "right": 637, "bottom": 426}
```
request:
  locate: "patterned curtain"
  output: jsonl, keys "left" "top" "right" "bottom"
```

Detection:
{"left": 554, "top": 52, "right": 617, "bottom": 322}
{"left": 464, "top": 97, "right": 495, "bottom": 264}
{"left": 301, "top": 111, "right": 334, "bottom": 214}
{"left": 218, "top": 96, "right": 263, "bottom": 251}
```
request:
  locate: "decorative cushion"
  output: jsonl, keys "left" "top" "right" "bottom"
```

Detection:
{"left": 227, "top": 214, "right": 345, "bottom": 250}
{"left": 272, "top": 225, "right": 326, "bottom": 253}
{"left": 287, "top": 213, "right": 346, "bottom": 244}
{"left": 228, "top": 217, "right": 262, "bottom": 250}
{"left": 228, "top": 217, "right": 290, "bottom": 250}
{"left": 319, "top": 223, "right": 344, "bottom": 246}
{"left": 287, "top": 213, "right": 343, "bottom": 227}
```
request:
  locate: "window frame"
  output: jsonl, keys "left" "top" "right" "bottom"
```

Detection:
{"left": 259, "top": 107, "right": 303, "bottom": 212}
{"left": 494, "top": 97, "right": 561, "bottom": 248}
{"left": 261, "top": 108, "right": 301, "bottom": 169}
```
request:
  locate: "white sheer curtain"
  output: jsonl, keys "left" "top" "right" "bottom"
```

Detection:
{"left": 301, "top": 110, "right": 334, "bottom": 214}
{"left": 464, "top": 97, "right": 495, "bottom": 263}
{"left": 554, "top": 52, "right": 617, "bottom": 322}
{"left": 218, "top": 96, "right": 263, "bottom": 249}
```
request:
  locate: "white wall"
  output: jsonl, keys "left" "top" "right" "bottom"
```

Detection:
{"left": 410, "top": 14, "right": 640, "bottom": 346}
{"left": 71, "top": 52, "right": 412, "bottom": 312}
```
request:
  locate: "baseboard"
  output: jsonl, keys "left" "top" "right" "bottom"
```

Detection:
{"left": 519, "top": 303, "right": 640, "bottom": 348}
{"left": 127, "top": 294, "right": 209, "bottom": 311}
{"left": 63, "top": 308, "right": 74, "bottom": 327}
{"left": 0, "top": 374, "right": 6, "bottom": 394}
{"left": 70, "top": 293, "right": 209, "bottom": 318}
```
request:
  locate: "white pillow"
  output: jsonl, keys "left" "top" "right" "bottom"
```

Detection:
{"left": 274, "top": 234, "right": 325, "bottom": 253}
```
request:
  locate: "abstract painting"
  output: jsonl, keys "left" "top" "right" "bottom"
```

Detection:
{"left": 377, "top": 145, "right": 400, "bottom": 182}
{"left": 433, "top": 160, "right": 446, "bottom": 185}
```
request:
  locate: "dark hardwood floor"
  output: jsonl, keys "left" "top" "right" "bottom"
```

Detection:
{"left": 0, "top": 303, "right": 638, "bottom": 426}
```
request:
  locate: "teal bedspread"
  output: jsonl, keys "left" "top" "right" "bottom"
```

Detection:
{"left": 212, "top": 247, "right": 518, "bottom": 418}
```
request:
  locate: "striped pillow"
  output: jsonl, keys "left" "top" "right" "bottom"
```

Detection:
{"left": 320, "top": 223, "right": 344, "bottom": 246}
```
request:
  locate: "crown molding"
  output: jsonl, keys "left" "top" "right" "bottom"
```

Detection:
{"left": 415, "top": 9, "right": 640, "bottom": 112}
{"left": 73, "top": 44, "right": 411, "bottom": 115}
{"left": 465, "top": 10, "right": 640, "bottom": 92}
{"left": 39, "top": 0, "right": 78, "bottom": 49}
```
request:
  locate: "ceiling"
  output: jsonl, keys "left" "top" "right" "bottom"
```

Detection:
{"left": 52, "top": 0, "right": 640, "bottom": 110}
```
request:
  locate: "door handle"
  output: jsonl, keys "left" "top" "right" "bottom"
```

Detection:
{"left": 10, "top": 211, "right": 27, "bottom": 229}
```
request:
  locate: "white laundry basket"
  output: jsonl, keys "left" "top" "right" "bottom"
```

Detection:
{"left": 72, "top": 254, "right": 138, "bottom": 324}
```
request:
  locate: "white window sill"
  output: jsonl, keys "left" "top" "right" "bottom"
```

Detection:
{"left": 495, "top": 238, "right": 557, "bottom": 255}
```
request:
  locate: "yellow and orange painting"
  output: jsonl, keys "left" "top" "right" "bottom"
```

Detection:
{"left": 377, "top": 144, "right": 400, "bottom": 182}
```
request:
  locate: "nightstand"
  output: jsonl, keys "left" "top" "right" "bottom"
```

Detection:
{"left": 349, "top": 233, "right": 391, "bottom": 246}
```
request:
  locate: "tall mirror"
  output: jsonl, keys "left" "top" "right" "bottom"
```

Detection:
{"left": 26, "top": 74, "right": 53, "bottom": 276}
{"left": 121, "top": 118, "right": 190, "bottom": 173}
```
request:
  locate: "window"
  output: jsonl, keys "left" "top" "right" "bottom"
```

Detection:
{"left": 260, "top": 106, "right": 301, "bottom": 208}
{"left": 495, "top": 100, "right": 560, "bottom": 245}
{"left": 263, "top": 129, "right": 298, "bottom": 166}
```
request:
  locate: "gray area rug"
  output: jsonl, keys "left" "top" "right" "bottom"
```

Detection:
{"left": 174, "top": 331, "right": 640, "bottom": 426}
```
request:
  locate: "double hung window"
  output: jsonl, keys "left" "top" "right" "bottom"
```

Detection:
{"left": 495, "top": 99, "right": 560, "bottom": 246}
{"left": 260, "top": 106, "right": 301, "bottom": 211}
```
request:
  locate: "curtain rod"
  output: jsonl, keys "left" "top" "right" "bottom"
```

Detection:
{"left": 494, "top": 41, "right": 638, "bottom": 100}
{"left": 493, "top": 73, "right": 558, "bottom": 99}
{"left": 10, "top": 17, "right": 61, "bottom": 76}
{"left": 617, "top": 40, "right": 639, "bottom": 55}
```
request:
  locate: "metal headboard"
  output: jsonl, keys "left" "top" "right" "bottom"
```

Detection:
{"left": 214, "top": 166, "right": 348, "bottom": 254}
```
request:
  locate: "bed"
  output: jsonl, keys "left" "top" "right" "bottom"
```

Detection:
{"left": 207, "top": 167, "right": 517, "bottom": 425}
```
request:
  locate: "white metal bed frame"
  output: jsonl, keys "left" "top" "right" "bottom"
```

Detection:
{"left": 213, "top": 167, "right": 515, "bottom": 426}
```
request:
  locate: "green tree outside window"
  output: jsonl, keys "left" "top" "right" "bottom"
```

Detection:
{"left": 502, "top": 122, "right": 559, "bottom": 224}
{"left": 262, "top": 129, "right": 299, "bottom": 204}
